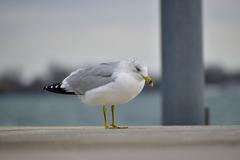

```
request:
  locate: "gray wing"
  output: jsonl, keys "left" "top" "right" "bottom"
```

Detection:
{"left": 62, "top": 62, "right": 119, "bottom": 95}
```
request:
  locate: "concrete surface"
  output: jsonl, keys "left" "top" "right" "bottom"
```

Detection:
{"left": 0, "top": 126, "right": 240, "bottom": 160}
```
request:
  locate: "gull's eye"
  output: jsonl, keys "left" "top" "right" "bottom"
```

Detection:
{"left": 135, "top": 66, "right": 141, "bottom": 72}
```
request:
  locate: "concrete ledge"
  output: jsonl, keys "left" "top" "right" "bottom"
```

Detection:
{"left": 1, "top": 126, "right": 240, "bottom": 160}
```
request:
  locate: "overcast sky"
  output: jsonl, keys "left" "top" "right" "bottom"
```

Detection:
{"left": 0, "top": 0, "right": 239, "bottom": 82}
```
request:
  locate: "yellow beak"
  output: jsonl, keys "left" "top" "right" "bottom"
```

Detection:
{"left": 143, "top": 76, "right": 154, "bottom": 87}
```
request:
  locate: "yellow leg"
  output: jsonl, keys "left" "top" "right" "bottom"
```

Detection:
{"left": 102, "top": 105, "right": 109, "bottom": 129}
{"left": 110, "top": 105, "right": 128, "bottom": 129}
{"left": 111, "top": 105, "right": 116, "bottom": 127}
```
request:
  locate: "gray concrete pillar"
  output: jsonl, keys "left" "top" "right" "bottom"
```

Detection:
{"left": 161, "top": 0, "right": 204, "bottom": 125}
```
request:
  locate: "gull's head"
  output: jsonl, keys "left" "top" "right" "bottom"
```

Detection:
{"left": 124, "top": 60, "right": 153, "bottom": 87}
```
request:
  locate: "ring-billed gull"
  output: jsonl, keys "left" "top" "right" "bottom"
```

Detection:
{"left": 43, "top": 60, "right": 153, "bottom": 129}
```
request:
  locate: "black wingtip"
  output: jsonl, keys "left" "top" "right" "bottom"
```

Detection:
{"left": 43, "top": 86, "right": 47, "bottom": 90}
{"left": 43, "top": 83, "right": 75, "bottom": 95}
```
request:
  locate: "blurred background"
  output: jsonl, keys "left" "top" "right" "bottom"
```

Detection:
{"left": 0, "top": 0, "right": 240, "bottom": 126}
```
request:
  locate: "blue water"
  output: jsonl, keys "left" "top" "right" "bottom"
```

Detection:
{"left": 0, "top": 85, "right": 240, "bottom": 126}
